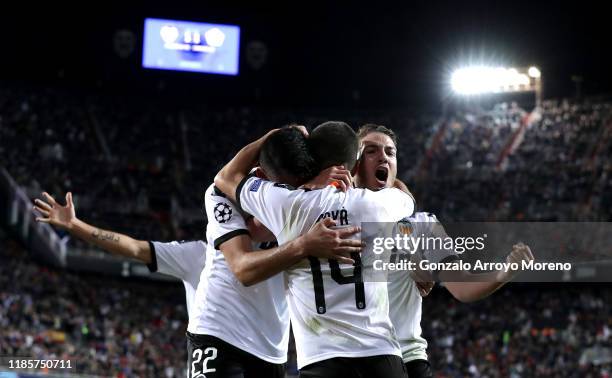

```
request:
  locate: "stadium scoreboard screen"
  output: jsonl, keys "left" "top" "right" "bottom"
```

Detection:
{"left": 142, "top": 18, "right": 240, "bottom": 75}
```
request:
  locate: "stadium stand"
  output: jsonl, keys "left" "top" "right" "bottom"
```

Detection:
{"left": 2, "top": 86, "right": 611, "bottom": 240}
{"left": 2, "top": 84, "right": 612, "bottom": 377}
{"left": 423, "top": 283, "right": 612, "bottom": 377}
{"left": 0, "top": 231, "right": 188, "bottom": 377}
{"left": 2, "top": 230, "right": 611, "bottom": 377}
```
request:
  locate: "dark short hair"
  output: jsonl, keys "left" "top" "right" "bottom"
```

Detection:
{"left": 259, "top": 127, "right": 316, "bottom": 184}
{"left": 357, "top": 124, "right": 398, "bottom": 146}
{"left": 309, "top": 121, "right": 360, "bottom": 171}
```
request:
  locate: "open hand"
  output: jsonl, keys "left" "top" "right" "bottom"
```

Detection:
{"left": 33, "top": 192, "right": 76, "bottom": 229}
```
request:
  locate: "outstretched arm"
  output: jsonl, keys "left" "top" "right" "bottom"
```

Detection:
{"left": 33, "top": 192, "right": 151, "bottom": 263}
{"left": 221, "top": 218, "right": 363, "bottom": 286}
{"left": 432, "top": 243, "right": 534, "bottom": 302}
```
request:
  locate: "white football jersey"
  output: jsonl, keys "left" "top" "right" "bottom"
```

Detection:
{"left": 387, "top": 212, "right": 457, "bottom": 362}
{"left": 187, "top": 184, "right": 290, "bottom": 364}
{"left": 237, "top": 175, "right": 415, "bottom": 368}
{"left": 147, "top": 240, "right": 206, "bottom": 321}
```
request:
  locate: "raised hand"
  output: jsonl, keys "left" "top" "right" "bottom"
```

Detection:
{"left": 33, "top": 192, "right": 76, "bottom": 229}
{"left": 506, "top": 242, "right": 534, "bottom": 265}
{"left": 500, "top": 242, "right": 534, "bottom": 281}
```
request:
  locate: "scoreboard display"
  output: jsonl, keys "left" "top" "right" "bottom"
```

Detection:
{"left": 142, "top": 18, "right": 240, "bottom": 75}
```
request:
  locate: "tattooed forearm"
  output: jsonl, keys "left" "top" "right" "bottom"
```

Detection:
{"left": 91, "top": 229, "right": 120, "bottom": 242}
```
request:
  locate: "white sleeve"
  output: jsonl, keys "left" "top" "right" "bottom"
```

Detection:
{"left": 147, "top": 240, "right": 206, "bottom": 281}
{"left": 414, "top": 213, "right": 458, "bottom": 264}
{"left": 371, "top": 187, "right": 415, "bottom": 220}
{"left": 236, "top": 174, "right": 295, "bottom": 236}
{"left": 205, "top": 186, "right": 250, "bottom": 249}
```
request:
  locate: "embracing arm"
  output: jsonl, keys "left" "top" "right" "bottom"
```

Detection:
{"left": 215, "top": 126, "right": 310, "bottom": 202}
{"left": 33, "top": 192, "right": 151, "bottom": 263}
{"left": 221, "top": 218, "right": 362, "bottom": 286}
{"left": 215, "top": 129, "right": 277, "bottom": 203}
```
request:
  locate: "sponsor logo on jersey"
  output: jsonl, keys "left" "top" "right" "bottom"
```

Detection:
{"left": 213, "top": 202, "right": 233, "bottom": 223}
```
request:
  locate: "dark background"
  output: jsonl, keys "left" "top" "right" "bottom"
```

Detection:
{"left": 1, "top": 1, "right": 609, "bottom": 109}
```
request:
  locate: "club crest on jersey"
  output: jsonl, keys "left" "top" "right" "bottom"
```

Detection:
{"left": 214, "top": 202, "right": 233, "bottom": 223}
{"left": 249, "top": 179, "right": 263, "bottom": 192}
{"left": 397, "top": 217, "right": 413, "bottom": 235}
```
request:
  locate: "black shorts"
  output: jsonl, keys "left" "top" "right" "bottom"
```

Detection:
{"left": 404, "top": 359, "right": 433, "bottom": 378}
{"left": 186, "top": 332, "right": 285, "bottom": 378}
{"left": 299, "top": 354, "right": 407, "bottom": 378}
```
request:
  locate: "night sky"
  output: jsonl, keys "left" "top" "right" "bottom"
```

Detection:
{"left": 2, "top": 2, "right": 609, "bottom": 108}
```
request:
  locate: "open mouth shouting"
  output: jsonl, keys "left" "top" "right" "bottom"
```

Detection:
{"left": 374, "top": 166, "right": 389, "bottom": 187}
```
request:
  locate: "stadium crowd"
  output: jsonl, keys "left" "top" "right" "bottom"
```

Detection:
{"left": 0, "top": 233, "right": 188, "bottom": 377}
{"left": 2, "top": 84, "right": 612, "bottom": 377}
{"left": 2, "top": 233, "right": 610, "bottom": 377}
{"left": 410, "top": 99, "right": 612, "bottom": 222}
{"left": 2, "top": 86, "right": 611, "bottom": 247}
{"left": 424, "top": 284, "right": 612, "bottom": 377}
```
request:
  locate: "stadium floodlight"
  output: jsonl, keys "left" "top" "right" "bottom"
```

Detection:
{"left": 450, "top": 65, "right": 542, "bottom": 106}
{"left": 451, "top": 66, "right": 536, "bottom": 95}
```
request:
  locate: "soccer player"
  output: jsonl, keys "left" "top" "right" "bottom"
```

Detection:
{"left": 215, "top": 123, "right": 415, "bottom": 378}
{"left": 188, "top": 128, "right": 363, "bottom": 378}
{"left": 32, "top": 184, "right": 362, "bottom": 378}
{"left": 354, "top": 124, "right": 533, "bottom": 378}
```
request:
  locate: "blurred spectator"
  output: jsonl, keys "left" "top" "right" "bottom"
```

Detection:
{"left": 0, "top": 234, "right": 187, "bottom": 377}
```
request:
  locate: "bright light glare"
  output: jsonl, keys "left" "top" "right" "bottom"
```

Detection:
{"left": 451, "top": 66, "right": 533, "bottom": 95}
{"left": 528, "top": 66, "right": 541, "bottom": 78}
